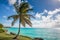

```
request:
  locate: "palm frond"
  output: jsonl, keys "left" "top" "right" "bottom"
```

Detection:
{"left": 7, "top": 15, "right": 19, "bottom": 26}
{"left": 28, "top": 14, "right": 35, "bottom": 19}
{"left": 24, "top": 14, "right": 35, "bottom": 19}
{"left": 27, "top": 8, "right": 33, "bottom": 12}
{"left": 7, "top": 15, "right": 13, "bottom": 20}
{"left": 14, "top": 2, "right": 20, "bottom": 14}
{"left": 24, "top": 18, "right": 32, "bottom": 27}
{"left": 20, "top": 17, "right": 25, "bottom": 27}
{"left": 19, "top": 2, "right": 29, "bottom": 13}
{"left": 12, "top": 19, "right": 16, "bottom": 26}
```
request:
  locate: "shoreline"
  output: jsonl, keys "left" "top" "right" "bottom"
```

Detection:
{"left": 0, "top": 32, "right": 32, "bottom": 40}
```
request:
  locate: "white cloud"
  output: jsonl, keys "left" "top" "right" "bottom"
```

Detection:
{"left": 32, "top": 19, "right": 56, "bottom": 28}
{"left": 18, "top": 0, "right": 21, "bottom": 4}
{"left": 48, "top": 8, "right": 60, "bottom": 14}
{"left": 3, "top": 16, "right": 7, "bottom": 18}
{"left": 35, "top": 12, "right": 41, "bottom": 18}
{"left": 3, "top": 20, "right": 13, "bottom": 27}
{"left": 8, "top": 0, "right": 21, "bottom": 5}
{"left": 8, "top": 0, "right": 16, "bottom": 5}
{"left": 4, "top": 20, "right": 12, "bottom": 24}
{"left": 54, "top": 15, "right": 60, "bottom": 27}
{"left": 6, "top": 20, "right": 12, "bottom": 22}
{"left": 3, "top": 23, "right": 11, "bottom": 27}
{"left": 33, "top": 8, "right": 60, "bottom": 28}
{"left": 43, "top": 9, "right": 48, "bottom": 13}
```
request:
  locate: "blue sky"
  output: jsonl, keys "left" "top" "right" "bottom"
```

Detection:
{"left": 0, "top": 0, "right": 60, "bottom": 28}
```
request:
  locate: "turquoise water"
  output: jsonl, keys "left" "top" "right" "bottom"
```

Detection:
{"left": 5, "top": 28, "right": 60, "bottom": 40}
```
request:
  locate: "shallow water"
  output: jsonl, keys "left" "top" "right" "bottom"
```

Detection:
{"left": 5, "top": 28, "right": 60, "bottom": 40}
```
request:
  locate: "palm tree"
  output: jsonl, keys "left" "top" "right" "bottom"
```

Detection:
{"left": 8, "top": 1, "right": 35, "bottom": 39}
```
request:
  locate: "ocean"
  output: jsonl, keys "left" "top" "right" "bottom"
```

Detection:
{"left": 5, "top": 28, "right": 60, "bottom": 40}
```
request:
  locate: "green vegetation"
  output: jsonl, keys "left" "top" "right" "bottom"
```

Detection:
{"left": 0, "top": 32, "right": 32, "bottom": 40}
{"left": 0, "top": 29, "right": 4, "bottom": 33}
{"left": 0, "top": 24, "right": 5, "bottom": 33}
{"left": 0, "top": 23, "right": 3, "bottom": 28}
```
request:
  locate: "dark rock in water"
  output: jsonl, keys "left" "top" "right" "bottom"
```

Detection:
{"left": 10, "top": 32, "right": 16, "bottom": 35}
{"left": 33, "top": 38, "right": 43, "bottom": 40}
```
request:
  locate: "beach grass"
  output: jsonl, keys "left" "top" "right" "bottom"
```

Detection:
{"left": 0, "top": 32, "right": 32, "bottom": 40}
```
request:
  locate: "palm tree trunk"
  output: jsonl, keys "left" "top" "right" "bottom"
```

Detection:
{"left": 13, "top": 21, "right": 20, "bottom": 39}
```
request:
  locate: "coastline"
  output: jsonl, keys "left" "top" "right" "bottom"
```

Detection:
{"left": 0, "top": 32, "right": 32, "bottom": 40}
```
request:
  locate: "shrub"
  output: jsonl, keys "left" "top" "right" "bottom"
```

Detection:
{"left": 0, "top": 24, "right": 3, "bottom": 28}
{"left": 0, "top": 29, "right": 4, "bottom": 33}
